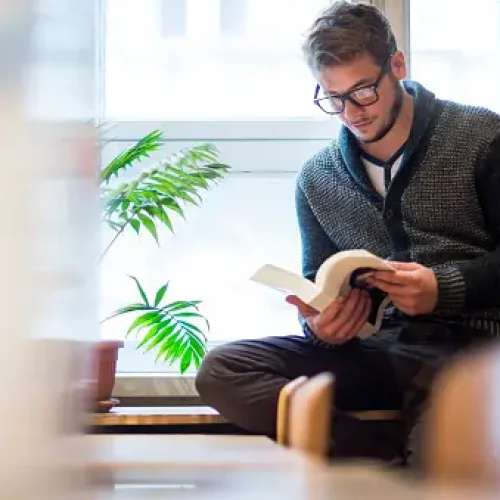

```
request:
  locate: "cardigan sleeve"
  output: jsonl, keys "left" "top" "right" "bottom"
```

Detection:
{"left": 433, "top": 134, "right": 500, "bottom": 310}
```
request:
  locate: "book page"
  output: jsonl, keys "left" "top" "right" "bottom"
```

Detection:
{"left": 250, "top": 264, "right": 317, "bottom": 302}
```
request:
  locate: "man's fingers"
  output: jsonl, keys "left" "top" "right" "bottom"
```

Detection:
{"left": 332, "top": 290, "right": 370, "bottom": 341}
{"left": 315, "top": 296, "right": 345, "bottom": 329}
{"left": 391, "top": 296, "right": 418, "bottom": 310}
{"left": 367, "top": 278, "right": 405, "bottom": 294}
{"left": 387, "top": 289, "right": 419, "bottom": 301}
{"left": 285, "top": 295, "right": 318, "bottom": 317}
{"left": 285, "top": 294, "right": 304, "bottom": 307}
{"left": 370, "top": 270, "right": 415, "bottom": 286}
{"left": 389, "top": 261, "right": 421, "bottom": 272}
{"left": 323, "top": 289, "right": 362, "bottom": 337}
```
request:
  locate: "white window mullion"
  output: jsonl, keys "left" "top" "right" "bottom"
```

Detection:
{"left": 104, "top": 120, "right": 338, "bottom": 142}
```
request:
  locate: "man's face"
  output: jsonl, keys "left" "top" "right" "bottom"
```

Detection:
{"left": 317, "top": 52, "right": 406, "bottom": 143}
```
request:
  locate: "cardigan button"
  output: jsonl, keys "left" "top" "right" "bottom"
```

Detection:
{"left": 385, "top": 209, "right": 394, "bottom": 219}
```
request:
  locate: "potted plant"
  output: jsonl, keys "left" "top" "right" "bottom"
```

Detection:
{"left": 95, "top": 130, "right": 230, "bottom": 408}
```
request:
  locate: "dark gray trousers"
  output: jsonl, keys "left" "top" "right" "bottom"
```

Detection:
{"left": 196, "top": 320, "right": 490, "bottom": 464}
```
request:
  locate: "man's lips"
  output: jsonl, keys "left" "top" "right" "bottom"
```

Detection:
{"left": 351, "top": 119, "right": 373, "bottom": 130}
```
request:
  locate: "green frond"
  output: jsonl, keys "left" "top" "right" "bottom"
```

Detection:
{"left": 101, "top": 133, "right": 230, "bottom": 246}
{"left": 100, "top": 130, "right": 164, "bottom": 185}
{"left": 107, "top": 279, "right": 208, "bottom": 373}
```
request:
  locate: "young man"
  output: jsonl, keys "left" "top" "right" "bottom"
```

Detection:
{"left": 196, "top": 1, "right": 500, "bottom": 464}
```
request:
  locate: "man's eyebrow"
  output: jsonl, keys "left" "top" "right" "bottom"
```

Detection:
{"left": 327, "top": 77, "right": 373, "bottom": 96}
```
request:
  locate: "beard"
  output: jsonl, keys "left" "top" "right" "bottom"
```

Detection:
{"left": 359, "top": 81, "right": 404, "bottom": 145}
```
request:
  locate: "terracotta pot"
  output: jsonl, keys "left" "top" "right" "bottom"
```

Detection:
{"left": 95, "top": 340, "right": 124, "bottom": 402}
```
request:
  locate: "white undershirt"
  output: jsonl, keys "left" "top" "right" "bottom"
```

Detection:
{"left": 361, "top": 152, "right": 404, "bottom": 197}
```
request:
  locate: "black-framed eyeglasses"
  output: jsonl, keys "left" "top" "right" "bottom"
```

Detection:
{"left": 313, "top": 56, "right": 393, "bottom": 115}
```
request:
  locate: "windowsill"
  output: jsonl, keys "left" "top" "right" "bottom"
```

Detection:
{"left": 113, "top": 372, "right": 198, "bottom": 399}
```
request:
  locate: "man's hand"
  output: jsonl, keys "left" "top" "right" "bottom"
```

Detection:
{"left": 367, "top": 261, "right": 438, "bottom": 316}
{"left": 286, "top": 288, "right": 371, "bottom": 345}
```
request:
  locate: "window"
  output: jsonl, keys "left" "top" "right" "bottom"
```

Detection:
{"left": 100, "top": 0, "right": 339, "bottom": 373}
{"left": 410, "top": 0, "right": 500, "bottom": 112}
{"left": 104, "top": 0, "right": 332, "bottom": 120}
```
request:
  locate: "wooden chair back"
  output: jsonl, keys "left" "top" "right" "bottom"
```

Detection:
{"left": 424, "top": 346, "right": 500, "bottom": 485}
{"left": 276, "top": 375, "right": 308, "bottom": 446}
{"left": 276, "top": 372, "right": 403, "bottom": 458}
{"left": 287, "top": 373, "right": 334, "bottom": 458}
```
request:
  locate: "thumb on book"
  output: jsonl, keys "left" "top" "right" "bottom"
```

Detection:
{"left": 286, "top": 295, "right": 318, "bottom": 317}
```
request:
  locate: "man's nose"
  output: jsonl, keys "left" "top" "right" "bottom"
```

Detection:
{"left": 342, "top": 99, "right": 363, "bottom": 123}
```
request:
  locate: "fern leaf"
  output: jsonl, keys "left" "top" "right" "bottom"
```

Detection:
{"left": 100, "top": 130, "right": 164, "bottom": 185}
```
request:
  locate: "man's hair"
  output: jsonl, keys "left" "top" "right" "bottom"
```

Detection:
{"left": 302, "top": 1, "right": 397, "bottom": 72}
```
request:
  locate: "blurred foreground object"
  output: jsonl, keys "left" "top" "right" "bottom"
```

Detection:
{"left": 425, "top": 343, "right": 500, "bottom": 486}
{"left": 0, "top": 0, "right": 98, "bottom": 498}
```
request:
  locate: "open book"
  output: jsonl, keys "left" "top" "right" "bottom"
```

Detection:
{"left": 250, "top": 249, "right": 395, "bottom": 338}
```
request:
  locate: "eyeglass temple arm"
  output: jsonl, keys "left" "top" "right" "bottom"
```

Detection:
{"left": 313, "top": 83, "right": 321, "bottom": 102}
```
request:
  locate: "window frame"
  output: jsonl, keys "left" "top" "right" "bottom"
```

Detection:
{"left": 97, "top": 0, "right": 407, "bottom": 380}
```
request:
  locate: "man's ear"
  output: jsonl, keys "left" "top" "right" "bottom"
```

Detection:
{"left": 391, "top": 50, "right": 407, "bottom": 80}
